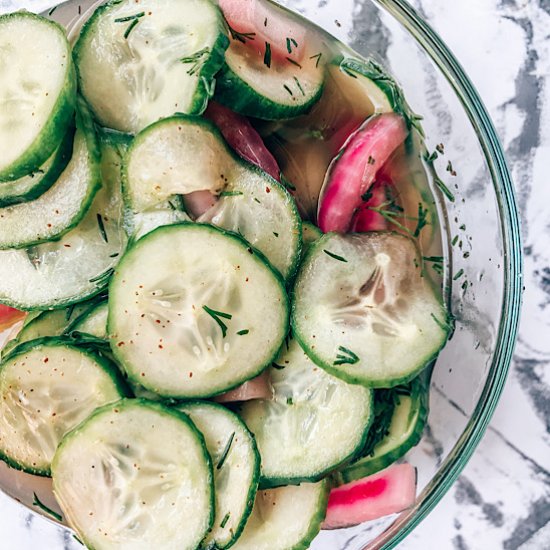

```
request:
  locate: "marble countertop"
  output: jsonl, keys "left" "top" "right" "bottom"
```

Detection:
{"left": 0, "top": 0, "right": 548, "bottom": 548}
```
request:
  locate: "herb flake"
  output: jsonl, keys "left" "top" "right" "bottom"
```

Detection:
{"left": 217, "top": 432, "right": 235, "bottom": 470}
{"left": 114, "top": 11, "right": 145, "bottom": 23}
{"left": 293, "top": 76, "right": 305, "bottom": 96}
{"left": 453, "top": 268, "right": 465, "bottom": 281}
{"left": 123, "top": 18, "right": 140, "bottom": 39}
{"left": 203, "top": 305, "right": 232, "bottom": 338}
{"left": 323, "top": 249, "right": 348, "bottom": 262}
{"left": 263, "top": 42, "right": 272, "bottom": 68}
{"left": 220, "top": 512, "right": 231, "bottom": 528}
{"left": 97, "top": 214, "right": 108, "bottom": 243}
{"left": 237, "top": 329, "right": 249, "bottom": 335}
{"left": 309, "top": 52, "right": 322, "bottom": 68}
{"left": 33, "top": 493, "right": 62, "bottom": 522}
{"left": 180, "top": 47, "right": 210, "bottom": 76}
{"left": 334, "top": 346, "right": 359, "bottom": 366}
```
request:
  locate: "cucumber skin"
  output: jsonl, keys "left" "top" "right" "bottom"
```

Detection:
{"left": 0, "top": 99, "right": 101, "bottom": 250}
{"left": 108, "top": 222, "right": 290, "bottom": 399}
{"left": 214, "top": 63, "right": 324, "bottom": 121}
{"left": 291, "top": 231, "right": 451, "bottom": 388}
{"left": 256, "top": 388, "right": 374, "bottom": 490}
{"left": 177, "top": 400, "right": 261, "bottom": 550}
{"left": 0, "top": 336, "right": 131, "bottom": 477}
{"left": 74, "top": 0, "right": 229, "bottom": 131}
{"left": 51, "top": 398, "right": 216, "bottom": 549}
{"left": 188, "top": 31, "right": 230, "bottom": 115}
{"left": 334, "top": 380, "right": 430, "bottom": 484}
{"left": 296, "top": 479, "right": 330, "bottom": 550}
{"left": 123, "top": 115, "right": 302, "bottom": 281}
{"left": 0, "top": 124, "right": 76, "bottom": 207}
{"left": 0, "top": 12, "right": 76, "bottom": 182}
{"left": 66, "top": 298, "right": 108, "bottom": 337}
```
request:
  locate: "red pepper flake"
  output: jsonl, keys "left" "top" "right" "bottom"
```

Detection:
{"left": 43, "top": 358, "right": 49, "bottom": 363}
{"left": 265, "top": 187, "right": 271, "bottom": 193}
{"left": 117, "top": 341, "right": 125, "bottom": 347}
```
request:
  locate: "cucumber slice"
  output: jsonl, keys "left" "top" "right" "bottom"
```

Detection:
{"left": 0, "top": 130, "right": 127, "bottom": 310}
{"left": 1, "top": 302, "right": 94, "bottom": 358}
{"left": 0, "top": 12, "right": 76, "bottom": 181}
{"left": 69, "top": 300, "right": 109, "bottom": 339}
{"left": 74, "top": 0, "right": 229, "bottom": 133}
{"left": 292, "top": 232, "right": 450, "bottom": 387}
{"left": 0, "top": 124, "right": 74, "bottom": 207}
{"left": 215, "top": 39, "right": 324, "bottom": 120}
{"left": 339, "top": 58, "right": 420, "bottom": 131}
{"left": 0, "top": 108, "right": 100, "bottom": 250}
{"left": 231, "top": 480, "right": 329, "bottom": 550}
{"left": 239, "top": 337, "right": 372, "bottom": 487}
{"left": 52, "top": 399, "right": 214, "bottom": 550}
{"left": 336, "top": 379, "right": 429, "bottom": 484}
{"left": 0, "top": 337, "right": 127, "bottom": 475}
{"left": 177, "top": 401, "right": 260, "bottom": 549}
{"left": 109, "top": 223, "right": 289, "bottom": 398}
{"left": 125, "top": 116, "right": 301, "bottom": 279}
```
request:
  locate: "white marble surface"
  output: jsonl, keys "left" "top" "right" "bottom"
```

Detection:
{"left": 0, "top": 0, "right": 548, "bottom": 548}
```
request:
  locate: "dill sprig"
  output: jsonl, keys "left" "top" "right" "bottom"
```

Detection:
{"left": 220, "top": 512, "right": 231, "bottom": 529}
{"left": 293, "top": 76, "right": 305, "bottom": 96}
{"left": 309, "top": 52, "right": 322, "bottom": 68}
{"left": 263, "top": 42, "right": 272, "bottom": 68}
{"left": 180, "top": 48, "right": 210, "bottom": 76}
{"left": 114, "top": 11, "right": 145, "bottom": 23}
{"left": 323, "top": 249, "right": 348, "bottom": 263}
{"left": 123, "top": 18, "right": 140, "bottom": 39}
{"left": 217, "top": 432, "right": 235, "bottom": 470}
{"left": 434, "top": 175, "right": 455, "bottom": 202}
{"left": 97, "top": 214, "right": 108, "bottom": 243}
{"left": 286, "top": 37, "right": 298, "bottom": 54}
{"left": 283, "top": 84, "right": 293, "bottom": 96}
{"left": 33, "top": 493, "right": 62, "bottom": 522}
{"left": 334, "top": 345, "right": 359, "bottom": 366}
{"left": 203, "top": 305, "right": 232, "bottom": 338}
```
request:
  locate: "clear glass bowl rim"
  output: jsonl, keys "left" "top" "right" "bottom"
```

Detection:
{"left": 358, "top": 0, "right": 523, "bottom": 547}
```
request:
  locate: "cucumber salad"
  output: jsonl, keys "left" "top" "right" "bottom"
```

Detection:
{"left": 0, "top": 0, "right": 452, "bottom": 548}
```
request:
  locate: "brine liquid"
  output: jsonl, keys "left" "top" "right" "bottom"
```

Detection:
{"left": 245, "top": 0, "right": 444, "bottom": 280}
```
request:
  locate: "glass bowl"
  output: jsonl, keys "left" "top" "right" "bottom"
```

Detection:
{"left": 0, "top": 0, "right": 522, "bottom": 548}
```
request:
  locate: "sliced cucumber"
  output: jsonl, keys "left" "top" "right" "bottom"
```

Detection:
{"left": 215, "top": 39, "right": 324, "bottom": 120}
{"left": 239, "top": 337, "right": 372, "bottom": 487}
{"left": 96, "top": 128, "right": 189, "bottom": 241}
{"left": 0, "top": 124, "right": 74, "bottom": 207}
{"left": 0, "top": 130, "right": 127, "bottom": 310}
{"left": 177, "top": 401, "right": 260, "bottom": 549}
{"left": 125, "top": 116, "right": 301, "bottom": 278}
{"left": 1, "top": 302, "right": 94, "bottom": 358}
{"left": 335, "top": 378, "right": 429, "bottom": 483}
{"left": 339, "top": 58, "right": 420, "bottom": 131}
{"left": 109, "top": 223, "right": 289, "bottom": 398}
{"left": 231, "top": 480, "right": 329, "bottom": 550}
{"left": 292, "top": 232, "right": 449, "bottom": 387}
{"left": 0, "top": 337, "right": 127, "bottom": 475}
{"left": 69, "top": 300, "right": 109, "bottom": 339}
{"left": 74, "top": 0, "right": 229, "bottom": 133}
{"left": 0, "top": 108, "right": 100, "bottom": 250}
{"left": 52, "top": 399, "right": 214, "bottom": 550}
{"left": 0, "top": 12, "right": 76, "bottom": 181}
